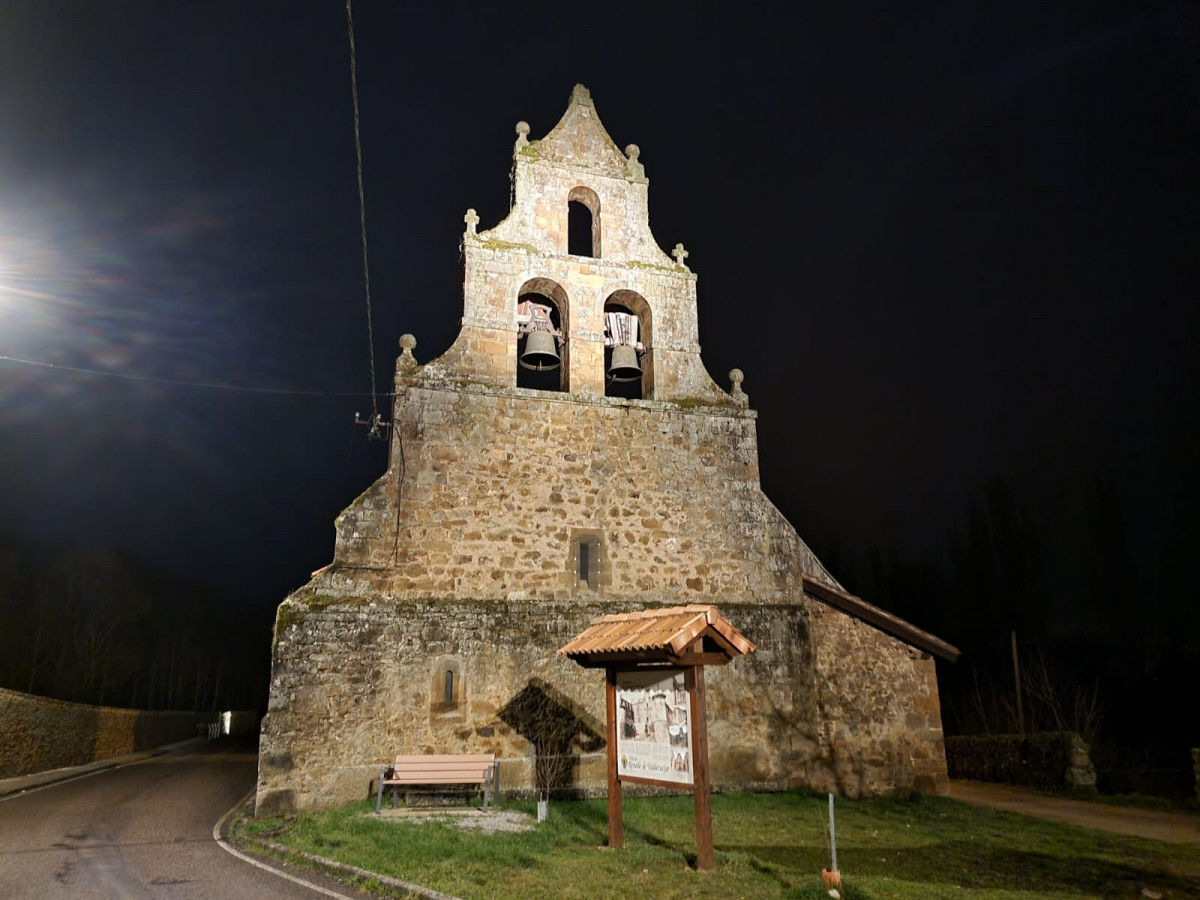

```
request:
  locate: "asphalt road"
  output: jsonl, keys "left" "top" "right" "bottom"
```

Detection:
{"left": 0, "top": 738, "right": 366, "bottom": 899}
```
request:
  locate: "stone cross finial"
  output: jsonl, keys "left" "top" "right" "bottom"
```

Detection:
{"left": 672, "top": 243, "right": 689, "bottom": 267}
{"left": 464, "top": 208, "right": 479, "bottom": 236}
{"left": 728, "top": 368, "right": 748, "bottom": 406}
{"left": 514, "top": 121, "right": 530, "bottom": 151}
{"left": 398, "top": 333, "right": 418, "bottom": 369}
{"left": 624, "top": 144, "right": 646, "bottom": 183}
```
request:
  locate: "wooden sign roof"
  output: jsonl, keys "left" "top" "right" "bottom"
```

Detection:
{"left": 558, "top": 605, "right": 755, "bottom": 668}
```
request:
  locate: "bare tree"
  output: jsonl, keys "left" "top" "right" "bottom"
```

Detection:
{"left": 1021, "top": 643, "right": 1104, "bottom": 745}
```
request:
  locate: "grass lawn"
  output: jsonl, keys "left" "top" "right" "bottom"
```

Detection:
{"left": 235, "top": 791, "right": 1200, "bottom": 899}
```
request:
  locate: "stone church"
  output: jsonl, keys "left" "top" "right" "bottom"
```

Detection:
{"left": 256, "top": 85, "right": 958, "bottom": 816}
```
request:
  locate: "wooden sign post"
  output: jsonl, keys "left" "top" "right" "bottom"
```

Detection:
{"left": 687, "top": 665, "right": 713, "bottom": 870}
{"left": 605, "top": 667, "right": 623, "bottom": 849}
{"left": 560, "top": 605, "right": 754, "bottom": 871}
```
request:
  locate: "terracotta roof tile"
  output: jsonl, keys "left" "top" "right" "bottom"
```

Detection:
{"left": 559, "top": 605, "right": 754, "bottom": 662}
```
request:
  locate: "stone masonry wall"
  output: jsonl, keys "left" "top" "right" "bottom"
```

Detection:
{"left": 331, "top": 384, "right": 792, "bottom": 603}
{"left": 804, "top": 600, "right": 948, "bottom": 797}
{"left": 258, "top": 381, "right": 948, "bottom": 814}
{"left": 0, "top": 687, "right": 210, "bottom": 778}
{"left": 258, "top": 85, "right": 950, "bottom": 815}
{"left": 259, "top": 597, "right": 823, "bottom": 816}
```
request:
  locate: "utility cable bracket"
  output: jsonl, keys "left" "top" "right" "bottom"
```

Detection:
{"left": 354, "top": 411, "right": 391, "bottom": 441}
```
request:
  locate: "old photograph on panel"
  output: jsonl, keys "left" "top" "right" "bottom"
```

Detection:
{"left": 616, "top": 670, "right": 692, "bottom": 785}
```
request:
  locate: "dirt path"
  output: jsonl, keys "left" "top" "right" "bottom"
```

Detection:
{"left": 949, "top": 780, "right": 1200, "bottom": 844}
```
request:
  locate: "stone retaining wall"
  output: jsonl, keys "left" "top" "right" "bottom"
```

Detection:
{"left": 945, "top": 732, "right": 1096, "bottom": 792}
{"left": 0, "top": 687, "right": 211, "bottom": 778}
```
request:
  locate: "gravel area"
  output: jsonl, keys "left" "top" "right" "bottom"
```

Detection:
{"left": 375, "top": 809, "right": 536, "bottom": 833}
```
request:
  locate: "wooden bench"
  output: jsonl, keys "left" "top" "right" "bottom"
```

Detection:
{"left": 375, "top": 754, "right": 498, "bottom": 812}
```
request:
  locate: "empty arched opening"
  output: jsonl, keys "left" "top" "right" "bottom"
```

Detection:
{"left": 567, "top": 185, "right": 601, "bottom": 258}
{"left": 604, "top": 289, "right": 653, "bottom": 399}
{"left": 517, "top": 277, "right": 570, "bottom": 393}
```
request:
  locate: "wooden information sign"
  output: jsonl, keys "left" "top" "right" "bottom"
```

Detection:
{"left": 559, "top": 605, "right": 755, "bottom": 871}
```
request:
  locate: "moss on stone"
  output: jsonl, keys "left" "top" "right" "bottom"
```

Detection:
{"left": 676, "top": 395, "right": 732, "bottom": 410}
{"left": 273, "top": 592, "right": 356, "bottom": 646}
{"left": 516, "top": 142, "right": 540, "bottom": 160}
{"left": 474, "top": 237, "right": 539, "bottom": 254}
{"left": 627, "top": 259, "right": 687, "bottom": 274}
{"left": 273, "top": 602, "right": 304, "bottom": 646}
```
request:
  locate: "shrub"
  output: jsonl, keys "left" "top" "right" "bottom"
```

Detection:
{"left": 946, "top": 732, "right": 1085, "bottom": 791}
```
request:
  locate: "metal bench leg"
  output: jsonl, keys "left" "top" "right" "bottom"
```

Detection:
{"left": 376, "top": 767, "right": 385, "bottom": 814}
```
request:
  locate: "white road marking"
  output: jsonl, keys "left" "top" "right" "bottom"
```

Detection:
{"left": 213, "top": 790, "right": 358, "bottom": 899}
{"left": 0, "top": 763, "right": 128, "bottom": 801}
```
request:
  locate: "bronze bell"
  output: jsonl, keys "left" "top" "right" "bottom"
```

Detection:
{"left": 608, "top": 344, "right": 642, "bottom": 382}
{"left": 519, "top": 330, "right": 560, "bottom": 371}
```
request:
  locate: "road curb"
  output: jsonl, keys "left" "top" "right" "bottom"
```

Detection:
{"left": 215, "top": 792, "right": 463, "bottom": 900}
{"left": 0, "top": 738, "right": 207, "bottom": 800}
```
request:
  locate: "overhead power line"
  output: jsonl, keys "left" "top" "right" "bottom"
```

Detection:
{"left": 344, "top": 0, "right": 380, "bottom": 422}
{"left": 0, "top": 353, "right": 389, "bottom": 397}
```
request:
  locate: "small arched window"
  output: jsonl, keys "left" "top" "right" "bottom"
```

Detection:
{"left": 430, "top": 656, "right": 464, "bottom": 719}
{"left": 567, "top": 186, "right": 601, "bottom": 258}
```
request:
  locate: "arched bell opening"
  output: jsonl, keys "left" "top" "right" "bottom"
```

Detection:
{"left": 604, "top": 290, "right": 653, "bottom": 400}
{"left": 567, "top": 185, "right": 601, "bottom": 258}
{"left": 516, "top": 278, "right": 570, "bottom": 393}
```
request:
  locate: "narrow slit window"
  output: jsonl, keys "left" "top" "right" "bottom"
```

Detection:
{"left": 572, "top": 534, "right": 603, "bottom": 591}
{"left": 578, "top": 542, "right": 590, "bottom": 585}
{"left": 444, "top": 670, "right": 454, "bottom": 705}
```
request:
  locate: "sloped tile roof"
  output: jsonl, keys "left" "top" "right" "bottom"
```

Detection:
{"left": 558, "top": 605, "right": 754, "bottom": 662}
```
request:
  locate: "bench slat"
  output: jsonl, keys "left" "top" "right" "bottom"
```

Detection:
{"left": 391, "top": 763, "right": 493, "bottom": 771}
{"left": 387, "top": 763, "right": 492, "bottom": 772}
{"left": 388, "top": 768, "right": 490, "bottom": 776}
{"left": 375, "top": 753, "right": 498, "bottom": 812}
{"left": 384, "top": 754, "right": 495, "bottom": 785}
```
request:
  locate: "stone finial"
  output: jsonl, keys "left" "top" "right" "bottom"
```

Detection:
{"left": 571, "top": 84, "right": 591, "bottom": 105}
{"left": 514, "top": 121, "right": 530, "bottom": 151}
{"left": 729, "top": 368, "right": 748, "bottom": 406}
{"left": 398, "top": 333, "right": 418, "bottom": 369}
{"left": 672, "top": 243, "right": 689, "bottom": 267}
{"left": 464, "top": 208, "right": 479, "bottom": 236}
{"left": 624, "top": 143, "right": 647, "bottom": 183}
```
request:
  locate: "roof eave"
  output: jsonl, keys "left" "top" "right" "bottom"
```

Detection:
{"left": 802, "top": 575, "right": 961, "bottom": 662}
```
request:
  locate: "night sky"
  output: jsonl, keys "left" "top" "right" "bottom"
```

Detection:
{"left": 1, "top": 3, "right": 1197, "bottom": 651}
